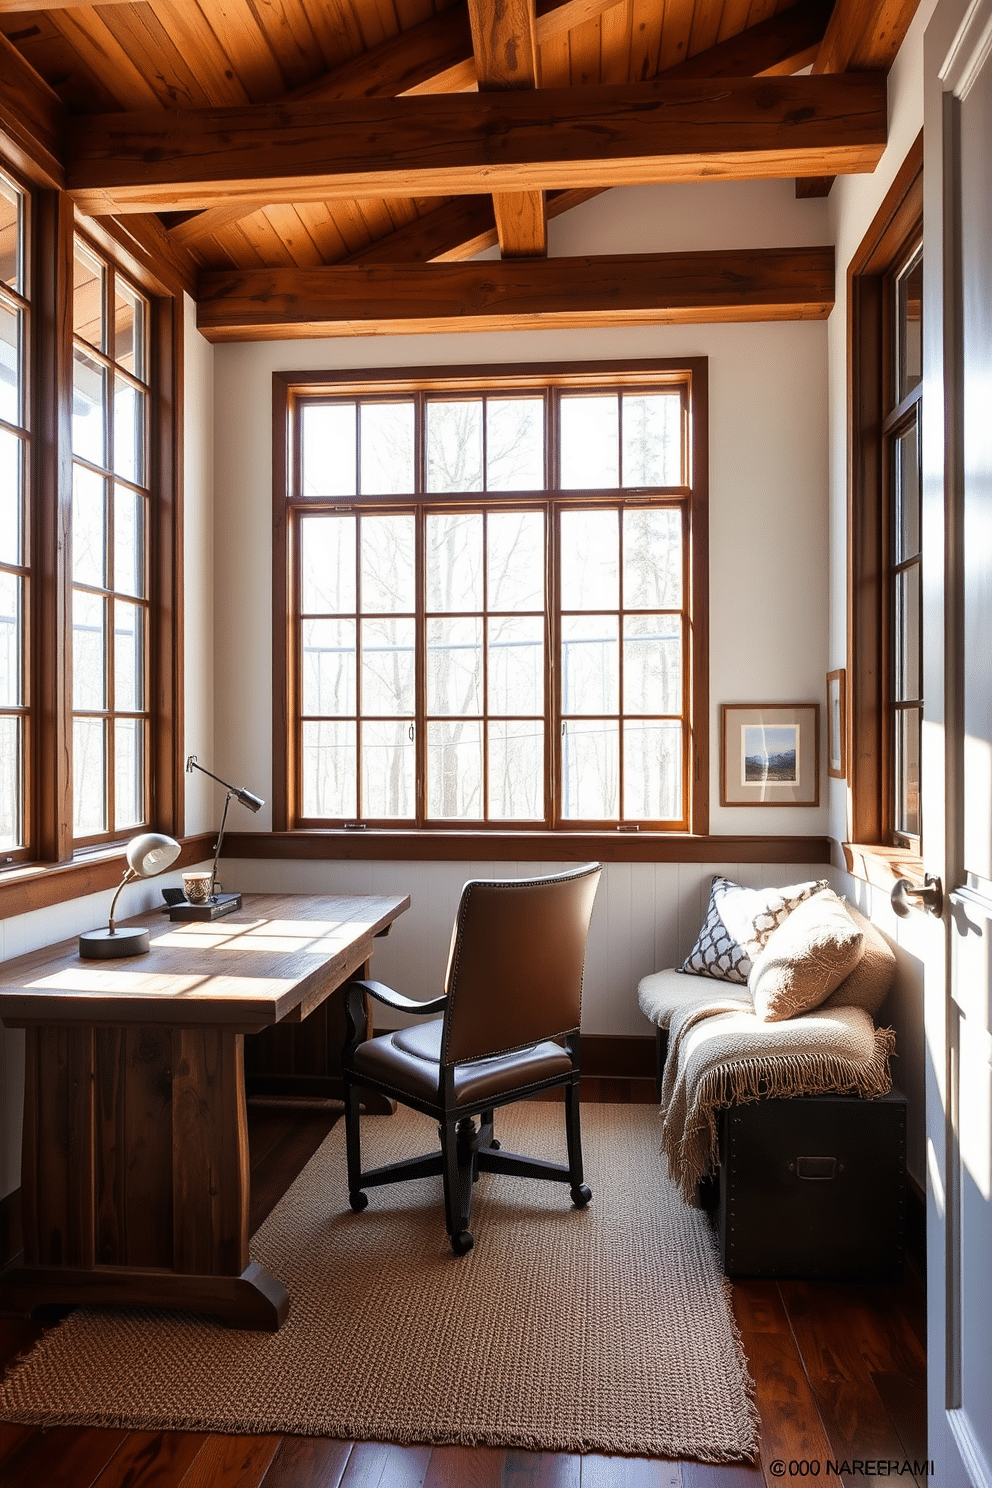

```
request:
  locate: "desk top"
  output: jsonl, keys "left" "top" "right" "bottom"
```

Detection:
{"left": 0, "top": 892, "right": 409, "bottom": 1029}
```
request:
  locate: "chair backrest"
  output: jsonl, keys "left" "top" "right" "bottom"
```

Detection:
{"left": 440, "top": 863, "right": 602, "bottom": 1066}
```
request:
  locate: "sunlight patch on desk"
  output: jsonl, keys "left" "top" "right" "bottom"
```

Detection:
{"left": 29, "top": 969, "right": 213, "bottom": 997}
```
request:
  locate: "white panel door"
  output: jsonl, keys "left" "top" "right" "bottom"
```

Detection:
{"left": 924, "top": 4, "right": 992, "bottom": 1484}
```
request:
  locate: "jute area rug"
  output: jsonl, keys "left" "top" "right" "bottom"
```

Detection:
{"left": 0, "top": 1103, "right": 758, "bottom": 1461}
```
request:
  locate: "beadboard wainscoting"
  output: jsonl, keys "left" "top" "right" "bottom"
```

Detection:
{"left": 226, "top": 858, "right": 833, "bottom": 1038}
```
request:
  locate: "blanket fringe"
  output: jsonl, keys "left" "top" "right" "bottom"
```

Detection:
{"left": 665, "top": 1026, "right": 897, "bottom": 1203}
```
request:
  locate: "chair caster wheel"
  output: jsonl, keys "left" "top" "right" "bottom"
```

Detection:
{"left": 451, "top": 1230, "right": 474, "bottom": 1255}
{"left": 571, "top": 1184, "right": 592, "bottom": 1208}
{"left": 349, "top": 1190, "right": 368, "bottom": 1213}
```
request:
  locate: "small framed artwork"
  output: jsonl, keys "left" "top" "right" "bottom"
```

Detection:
{"left": 721, "top": 703, "right": 820, "bottom": 807}
{"left": 826, "top": 669, "right": 847, "bottom": 779}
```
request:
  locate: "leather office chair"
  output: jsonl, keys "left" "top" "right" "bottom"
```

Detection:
{"left": 341, "top": 862, "right": 602, "bottom": 1255}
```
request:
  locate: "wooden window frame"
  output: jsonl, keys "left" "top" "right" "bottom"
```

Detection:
{"left": 70, "top": 236, "right": 156, "bottom": 848}
{"left": 0, "top": 168, "right": 184, "bottom": 890}
{"left": 0, "top": 164, "right": 32, "bottom": 865}
{"left": 846, "top": 131, "right": 924, "bottom": 877}
{"left": 273, "top": 358, "right": 710, "bottom": 842}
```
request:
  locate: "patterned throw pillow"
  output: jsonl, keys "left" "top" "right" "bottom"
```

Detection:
{"left": 678, "top": 875, "right": 829, "bottom": 984}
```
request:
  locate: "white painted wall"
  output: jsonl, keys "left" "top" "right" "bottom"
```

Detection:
{"left": 824, "top": 0, "right": 939, "bottom": 1189}
{"left": 183, "top": 295, "right": 218, "bottom": 836}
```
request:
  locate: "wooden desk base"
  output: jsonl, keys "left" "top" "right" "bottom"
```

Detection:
{"left": 0, "top": 1022, "right": 286, "bottom": 1329}
{"left": 0, "top": 893, "right": 409, "bottom": 1330}
{"left": 0, "top": 1260, "right": 288, "bottom": 1330}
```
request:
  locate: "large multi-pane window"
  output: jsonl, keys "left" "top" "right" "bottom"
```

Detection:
{"left": 848, "top": 135, "right": 923, "bottom": 862}
{"left": 0, "top": 172, "right": 28, "bottom": 855}
{"left": 886, "top": 246, "right": 922, "bottom": 845}
{"left": 281, "top": 366, "right": 705, "bottom": 832}
{"left": 71, "top": 239, "right": 151, "bottom": 843}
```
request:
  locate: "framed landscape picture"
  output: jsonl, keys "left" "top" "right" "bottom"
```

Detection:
{"left": 720, "top": 703, "right": 819, "bottom": 807}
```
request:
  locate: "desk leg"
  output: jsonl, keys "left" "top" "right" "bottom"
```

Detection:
{"left": 244, "top": 970, "right": 395, "bottom": 1114}
{"left": 1, "top": 1024, "right": 288, "bottom": 1331}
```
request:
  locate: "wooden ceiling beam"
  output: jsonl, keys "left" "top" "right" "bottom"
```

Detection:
{"left": 338, "top": 186, "right": 600, "bottom": 265}
{"left": 0, "top": 26, "right": 65, "bottom": 188}
{"left": 797, "top": 0, "right": 921, "bottom": 197}
{"left": 67, "top": 74, "right": 887, "bottom": 218}
{"left": 337, "top": 3, "right": 835, "bottom": 267}
{"left": 171, "top": 0, "right": 833, "bottom": 251}
{"left": 468, "top": 0, "right": 546, "bottom": 258}
{"left": 194, "top": 244, "right": 835, "bottom": 341}
{"left": 166, "top": 0, "right": 624, "bottom": 248}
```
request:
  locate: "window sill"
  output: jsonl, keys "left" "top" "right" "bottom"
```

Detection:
{"left": 0, "top": 833, "right": 213, "bottom": 922}
{"left": 225, "top": 828, "right": 832, "bottom": 866}
{"left": 842, "top": 841, "right": 925, "bottom": 892}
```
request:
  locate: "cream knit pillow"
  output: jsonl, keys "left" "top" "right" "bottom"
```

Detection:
{"left": 679, "top": 875, "right": 828, "bottom": 984}
{"left": 749, "top": 889, "right": 865, "bottom": 1022}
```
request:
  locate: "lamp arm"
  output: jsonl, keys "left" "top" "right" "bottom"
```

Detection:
{"left": 107, "top": 868, "right": 137, "bottom": 935}
{"left": 188, "top": 756, "right": 240, "bottom": 796}
{"left": 209, "top": 791, "right": 235, "bottom": 899}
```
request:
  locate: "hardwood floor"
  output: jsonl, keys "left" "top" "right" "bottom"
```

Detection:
{"left": 0, "top": 1081, "right": 927, "bottom": 1488}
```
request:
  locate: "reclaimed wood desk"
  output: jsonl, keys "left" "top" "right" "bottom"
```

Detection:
{"left": 0, "top": 892, "right": 409, "bottom": 1331}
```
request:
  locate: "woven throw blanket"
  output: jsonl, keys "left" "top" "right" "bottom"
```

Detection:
{"left": 660, "top": 998, "right": 896, "bottom": 1202}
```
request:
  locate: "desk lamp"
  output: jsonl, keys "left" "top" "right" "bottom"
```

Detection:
{"left": 78, "top": 832, "right": 181, "bottom": 959}
{"left": 167, "top": 756, "right": 264, "bottom": 921}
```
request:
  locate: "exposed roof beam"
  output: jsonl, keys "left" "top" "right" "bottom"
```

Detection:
{"left": 334, "top": 186, "right": 600, "bottom": 266}
{"left": 468, "top": 0, "right": 546, "bottom": 257}
{"left": 339, "top": 3, "right": 835, "bottom": 267}
{"left": 815, "top": 0, "right": 923, "bottom": 74}
{"left": 195, "top": 245, "right": 835, "bottom": 341}
{"left": 796, "top": 0, "right": 921, "bottom": 197}
{"left": 67, "top": 74, "right": 887, "bottom": 218}
{"left": 166, "top": 0, "right": 624, "bottom": 248}
{"left": 0, "top": 26, "right": 65, "bottom": 188}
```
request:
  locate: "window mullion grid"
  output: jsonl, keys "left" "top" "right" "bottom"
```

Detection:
{"left": 682, "top": 500, "right": 691, "bottom": 828}
{"left": 414, "top": 394, "right": 426, "bottom": 827}
{"left": 617, "top": 498, "right": 625, "bottom": 823}
{"left": 287, "top": 368, "right": 698, "bottom": 835}
{"left": 549, "top": 498, "right": 563, "bottom": 828}
{"left": 414, "top": 497, "right": 426, "bottom": 831}
{"left": 106, "top": 265, "right": 117, "bottom": 836}
{"left": 353, "top": 508, "right": 362, "bottom": 823}
{"left": 481, "top": 507, "right": 489, "bottom": 823}
{"left": 0, "top": 254, "right": 31, "bottom": 857}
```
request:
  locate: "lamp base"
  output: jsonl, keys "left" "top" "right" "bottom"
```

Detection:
{"left": 165, "top": 893, "right": 242, "bottom": 922}
{"left": 79, "top": 926, "right": 151, "bottom": 959}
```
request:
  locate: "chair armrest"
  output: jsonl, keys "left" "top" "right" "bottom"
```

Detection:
{"left": 342, "top": 979, "right": 448, "bottom": 1062}
{"left": 348, "top": 979, "right": 448, "bottom": 1017}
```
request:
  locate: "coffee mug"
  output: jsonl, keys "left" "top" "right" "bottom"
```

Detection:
{"left": 183, "top": 871, "right": 213, "bottom": 905}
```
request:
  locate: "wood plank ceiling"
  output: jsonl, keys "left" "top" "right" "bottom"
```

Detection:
{"left": 0, "top": 0, "right": 922, "bottom": 337}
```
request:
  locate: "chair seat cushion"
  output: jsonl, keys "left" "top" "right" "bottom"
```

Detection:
{"left": 637, "top": 968, "right": 752, "bottom": 1030}
{"left": 351, "top": 1018, "right": 573, "bottom": 1106}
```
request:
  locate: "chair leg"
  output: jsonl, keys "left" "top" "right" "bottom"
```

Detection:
{"left": 344, "top": 1079, "right": 368, "bottom": 1213}
{"left": 475, "top": 1107, "right": 499, "bottom": 1175}
{"left": 441, "top": 1117, "right": 474, "bottom": 1255}
{"left": 564, "top": 1079, "right": 592, "bottom": 1208}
